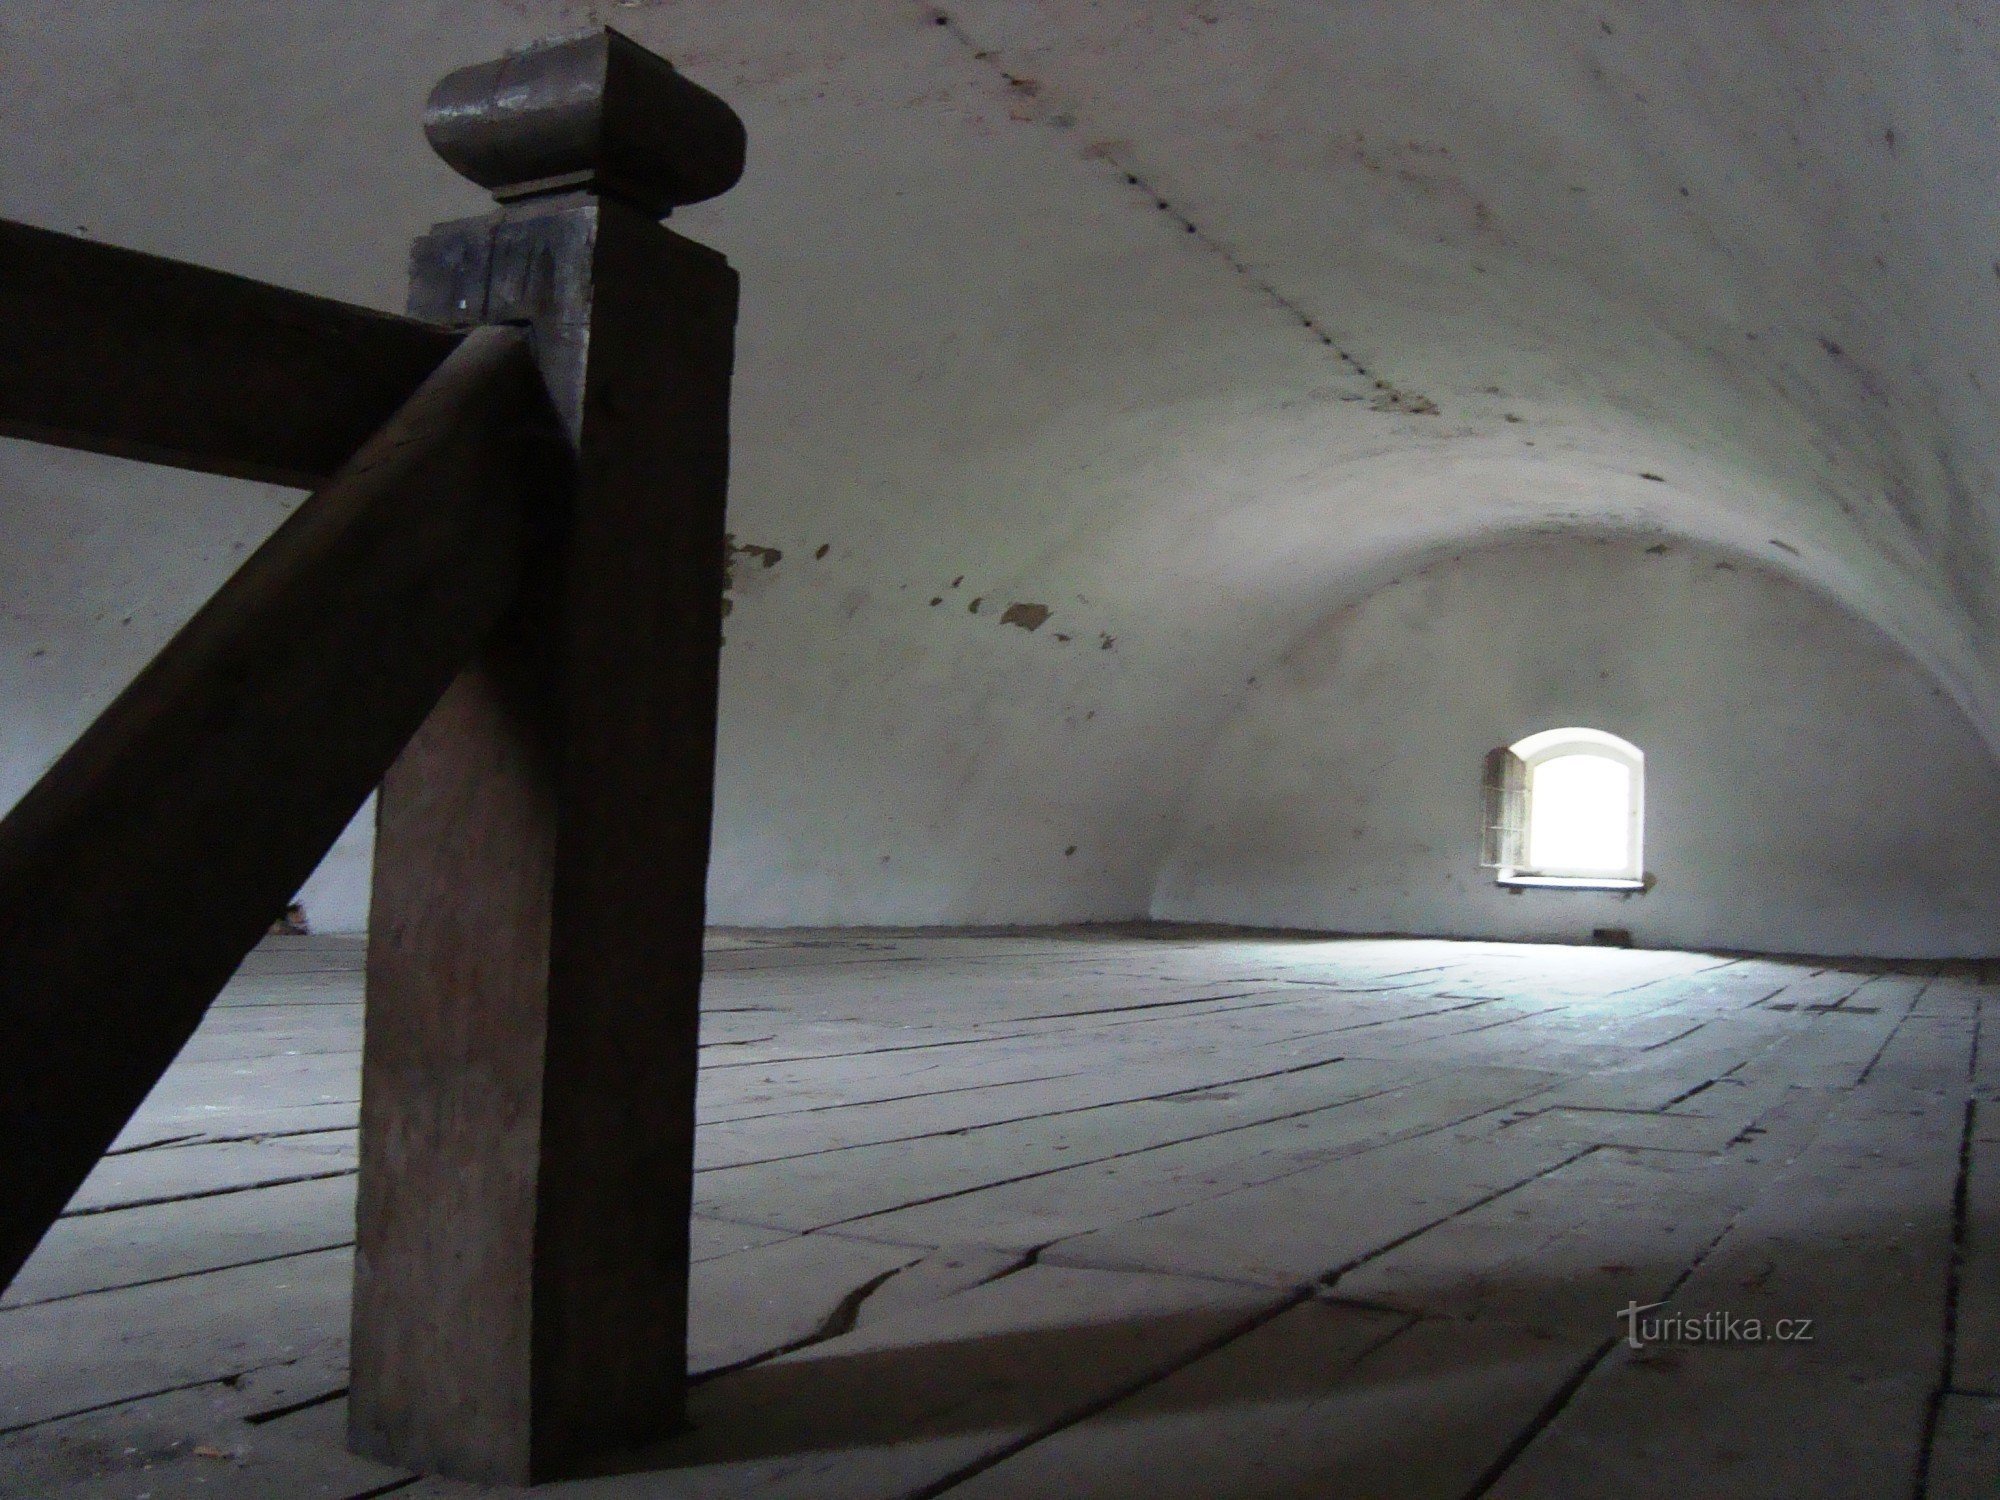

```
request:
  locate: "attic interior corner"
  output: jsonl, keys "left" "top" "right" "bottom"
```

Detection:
{"left": 2, "top": 9, "right": 1998, "bottom": 1499}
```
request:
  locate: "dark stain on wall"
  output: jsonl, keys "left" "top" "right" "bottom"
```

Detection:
{"left": 1000, "top": 602, "right": 1052, "bottom": 631}
{"left": 723, "top": 534, "right": 783, "bottom": 587}
{"left": 1368, "top": 388, "right": 1440, "bottom": 415}
{"left": 721, "top": 534, "right": 784, "bottom": 618}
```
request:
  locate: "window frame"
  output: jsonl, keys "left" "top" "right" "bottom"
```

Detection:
{"left": 1483, "top": 727, "right": 1646, "bottom": 890}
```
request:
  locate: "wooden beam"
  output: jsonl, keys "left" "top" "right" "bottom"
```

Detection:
{"left": 0, "top": 218, "right": 462, "bottom": 487}
{"left": 0, "top": 326, "right": 567, "bottom": 1293}
{"left": 349, "top": 28, "right": 744, "bottom": 1486}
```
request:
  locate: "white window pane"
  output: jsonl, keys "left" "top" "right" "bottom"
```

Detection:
{"left": 1527, "top": 753, "right": 1631, "bottom": 872}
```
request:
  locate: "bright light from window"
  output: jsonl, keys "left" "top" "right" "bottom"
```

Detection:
{"left": 1484, "top": 727, "right": 1645, "bottom": 888}
{"left": 1526, "top": 753, "right": 1632, "bottom": 873}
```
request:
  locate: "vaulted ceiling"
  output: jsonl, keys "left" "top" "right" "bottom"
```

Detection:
{"left": 5, "top": 2, "right": 1997, "bottom": 922}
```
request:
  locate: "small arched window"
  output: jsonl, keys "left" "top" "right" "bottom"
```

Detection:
{"left": 1481, "top": 728, "right": 1645, "bottom": 888}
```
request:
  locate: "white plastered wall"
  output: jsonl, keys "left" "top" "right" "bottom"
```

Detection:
{"left": 4, "top": 2, "right": 2000, "bottom": 945}
{"left": 1155, "top": 534, "right": 2000, "bottom": 958}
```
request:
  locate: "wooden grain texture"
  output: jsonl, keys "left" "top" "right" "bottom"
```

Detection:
{"left": 0, "top": 218, "right": 460, "bottom": 487}
{"left": 351, "top": 194, "right": 738, "bottom": 1485}
{"left": 0, "top": 326, "right": 565, "bottom": 1295}
{"left": 1, "top": 936, "right": 1987, "bottom": 1497}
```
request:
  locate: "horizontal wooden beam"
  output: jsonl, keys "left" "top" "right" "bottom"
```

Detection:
{"left": 0, "top": 325, "right": 568, "bottom": 1293}
{"left": 0, "top": 218, "right": 462, "bottom": 487}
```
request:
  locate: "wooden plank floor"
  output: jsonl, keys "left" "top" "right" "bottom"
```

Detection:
{"left": 1, "top": 928, "right": 1992, "bottom": 1498}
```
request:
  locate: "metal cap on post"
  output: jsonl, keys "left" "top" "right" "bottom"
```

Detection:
{"left": 351, "top": 29, "right": 743, "bottom": 1487}
{"left": 423, "top": 28, "right": 745, "bottom": 215}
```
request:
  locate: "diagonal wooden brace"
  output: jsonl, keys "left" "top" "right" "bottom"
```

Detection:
{"left": 0, "top": 325, "right": 567, "bottom": 1293}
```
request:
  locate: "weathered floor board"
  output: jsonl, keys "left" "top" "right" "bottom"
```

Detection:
{"left": 0, "top": 930, "right": 1988, "bottom": 1499}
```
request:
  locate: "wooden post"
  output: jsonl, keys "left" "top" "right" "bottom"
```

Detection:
{"left": 347, "top": 29, "right": 745, "bottom": 1486}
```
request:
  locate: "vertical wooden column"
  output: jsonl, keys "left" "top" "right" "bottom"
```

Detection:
{"left": 348, "top": 30, "right": 746, "bottom": 1485}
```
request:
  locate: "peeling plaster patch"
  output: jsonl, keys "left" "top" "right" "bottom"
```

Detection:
{"left": 1000, "top": 602, "right": 1051, "bottom": 631}
{"left": 1099, "top": 633, "right": 1115, "bottom": 650}
{"left": 1053, "top": 632, "right": 1071, "bottom": 642}
{"left": 721, "top": 535, "right": 784, "bottom": 620}
{"left": 723, "top": 534, "right": 784, "bottom": 588}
